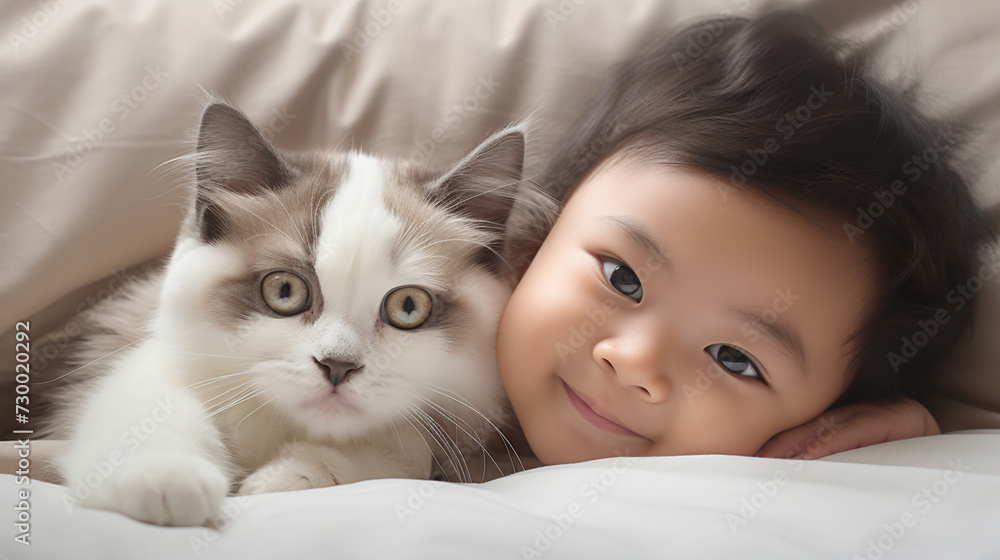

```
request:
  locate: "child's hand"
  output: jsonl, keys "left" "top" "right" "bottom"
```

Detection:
{"left": 754, "top": 398, "right": 941, "bottom": 460}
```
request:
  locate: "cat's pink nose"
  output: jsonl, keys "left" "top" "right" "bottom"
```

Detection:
{"left": 314, "top": 357, "right": 363, "bottom": 387}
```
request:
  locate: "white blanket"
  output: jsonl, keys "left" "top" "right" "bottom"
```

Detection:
{"left": 4, "top": 431, "right": 998, "bottom": 559}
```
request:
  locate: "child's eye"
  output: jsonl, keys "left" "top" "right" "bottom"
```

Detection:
{"left": 601, "top": 257, "right": 642, "bottom": 302}
{"left": 705, "top": 343, "right": 766, "bottom": 383}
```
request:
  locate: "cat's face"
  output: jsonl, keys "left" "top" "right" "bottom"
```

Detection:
{"left": 156, "top": 102, "right": 525, "bottom": 440}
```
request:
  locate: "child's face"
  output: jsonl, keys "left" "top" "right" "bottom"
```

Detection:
{"left": 497, "top": 158, "right": 878, "bottom": 465}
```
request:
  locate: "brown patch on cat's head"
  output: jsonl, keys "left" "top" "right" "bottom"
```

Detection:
{"left": 377, "top": 125, "right": 527, "bottom": 347}
{"left": 199, "top": 150, "right": 349, "bottom": 331}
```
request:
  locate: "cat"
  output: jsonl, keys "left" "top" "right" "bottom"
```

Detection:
{"left": 37, "top": 99, "right": 550, "bottom": 526}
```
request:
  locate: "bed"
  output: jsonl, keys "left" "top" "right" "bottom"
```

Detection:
{"left": 1, "top": 0, "right": 999, "bottom": 558}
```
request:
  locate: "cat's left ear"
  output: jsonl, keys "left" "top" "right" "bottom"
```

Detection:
{"left": 430, "top": 124, "right": 525, "bottom": 228}
{"left": 192, "top": 101, "right": 291, "bottom": 242}
{"left": 195, "top": 102, "right": 289, "bottom": 194}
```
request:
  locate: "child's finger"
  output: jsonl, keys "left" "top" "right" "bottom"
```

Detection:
{"left": 755, "top": 399, "right": 939, "bottom": 459}
{"left": 754, "top": 412, "right": 850, "bottom": 459}
{"left": 787, "top": 426, "right": 882, "bottom": 460}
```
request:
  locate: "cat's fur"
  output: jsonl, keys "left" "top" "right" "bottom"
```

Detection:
{"left": 38, "top": 100, "right": 549, "bottom": 526}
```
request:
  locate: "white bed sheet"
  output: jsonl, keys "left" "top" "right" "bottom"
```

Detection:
{"left": 3, "top": 431, "right": 998, "bottom": 559}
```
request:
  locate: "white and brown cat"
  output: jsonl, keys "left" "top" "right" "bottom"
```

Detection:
{"left": 39, "top": 100, "right": 549, "bottom": 526}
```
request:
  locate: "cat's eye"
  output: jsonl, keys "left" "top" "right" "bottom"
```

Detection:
{"left": 705, "top": 343, "right": 766, "bottom": 383}
{"left": 261, "top": 271, "right": 311, "bottom": 315}
{"left": 381, "top": 286, "right": 432, "bottom": 330}
{"left": 601, "top": 257, "right": 642, "bottom": 302}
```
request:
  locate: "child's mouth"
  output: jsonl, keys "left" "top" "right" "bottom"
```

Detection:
{"left": 561, "top": 379, "right": 643, "bottom": 438}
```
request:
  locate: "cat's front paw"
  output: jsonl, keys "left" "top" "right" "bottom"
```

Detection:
{"left": 82, "top": 453, "right": 229, "bottom": 526}
{"left": 236, "top": 458, "right": 340, "bottom": 496}
{"left": 236, "top": 442, "right": 353, "bottom": 496}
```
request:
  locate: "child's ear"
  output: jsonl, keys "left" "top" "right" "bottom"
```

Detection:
{"left": 501, "top": 238, "right": 543, "bottom": 288}
{"left": 500, "top": 181, "right": 562, "bottom": 289}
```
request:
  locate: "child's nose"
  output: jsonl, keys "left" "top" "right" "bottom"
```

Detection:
{"left": 593, "top": 336, "right": 671, "bottom": 403}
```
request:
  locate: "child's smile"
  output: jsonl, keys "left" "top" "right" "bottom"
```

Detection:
{"left": 497, "top": 156, "right": 880, "bottom": 465}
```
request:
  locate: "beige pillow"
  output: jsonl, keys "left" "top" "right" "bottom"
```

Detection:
{"left": 1, "top": 0, "right": 998, "bottom": 431}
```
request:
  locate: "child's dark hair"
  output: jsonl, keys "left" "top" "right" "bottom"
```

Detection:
{"left": 532, "top": 11, "right": 995, "bottom": 405}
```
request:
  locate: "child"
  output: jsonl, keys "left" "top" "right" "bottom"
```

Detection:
{"left": 496, "top": 11, "right": 994, "bottom": 466}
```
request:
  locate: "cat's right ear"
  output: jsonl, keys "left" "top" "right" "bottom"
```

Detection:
{"left": 193, "top": 102, "right": 290, "bottom": 242}
{"left": 429, "top": 124, "right": 526, "bottom": 228}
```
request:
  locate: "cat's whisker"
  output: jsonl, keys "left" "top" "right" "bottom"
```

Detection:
{"left": 203, "top": 391, "right": 257, "bottom": 419}
{"left": 149, "top": 151, "right": 195, "bottom": 176}
{"left": 401, "top": 410, "right": 455, "bottom": 481}
{"left": 238, "top": 205, "right": 300, "bottom": 248}
{"left": 207, "top": 388, "right": 264, "bottom": 418}
{"left": 233, "top": 396, "right": 277, "bottom": 435}
{"left": 36, "top": 333, "right": 155, "bottom": 384}
{"left": 413, "top": 394, "right": 481, "bottom": 442}
{"left": 243, "top": 232, "right": 282, "bottom": 244}
{"left": 202, "top": 381, "right": 257, "bottom": 408}
{"left": 394, "top": 227, "right": 446, "bottom": 262}
{"left": 416, "top": 396, "right": 497, "bottom": 481}
{"left": 173, "top": 351, "right": 271, "bottom": 361}
{"left": 419, "top": 236, "right": 513, "bottom": 274}
{"left": 398, "top": 220, "right": 436, "bottom": 253}
{"left": 145, "top": 181, "right": 193, "bottom": 204}
{"left": 408, "top": 379, "right": 524, "bottom": 473}
{"left": 309, "top": 187, "right": 338, "bottom": 251}
{"left": 198, "top": 380, "right": 256, "bottom": 405}
{"left": 411, "top": 407, "right": 470, "bottom": 484}
{"left": 182, "top": 371, "right": 253, "bottom": 392}
{"left": 407, "top": 256, "right": 452, "bottom": 268}
{"left": 266, "top": 190, "right": 309, "bottom": 245}
{"left": 398, "top": 411, "right": 451, "bottom": 481}
{"left": 403, "top": 407, "right": 460, "bottom": 483}
{"left": 387, "top": 416, "right": 407, "bottom": 454}
{"left": 433, "top": 178, "right": 520, "bottom": 216}
{"left": 414, "top": 393, "right": 513, "bottom": 479}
